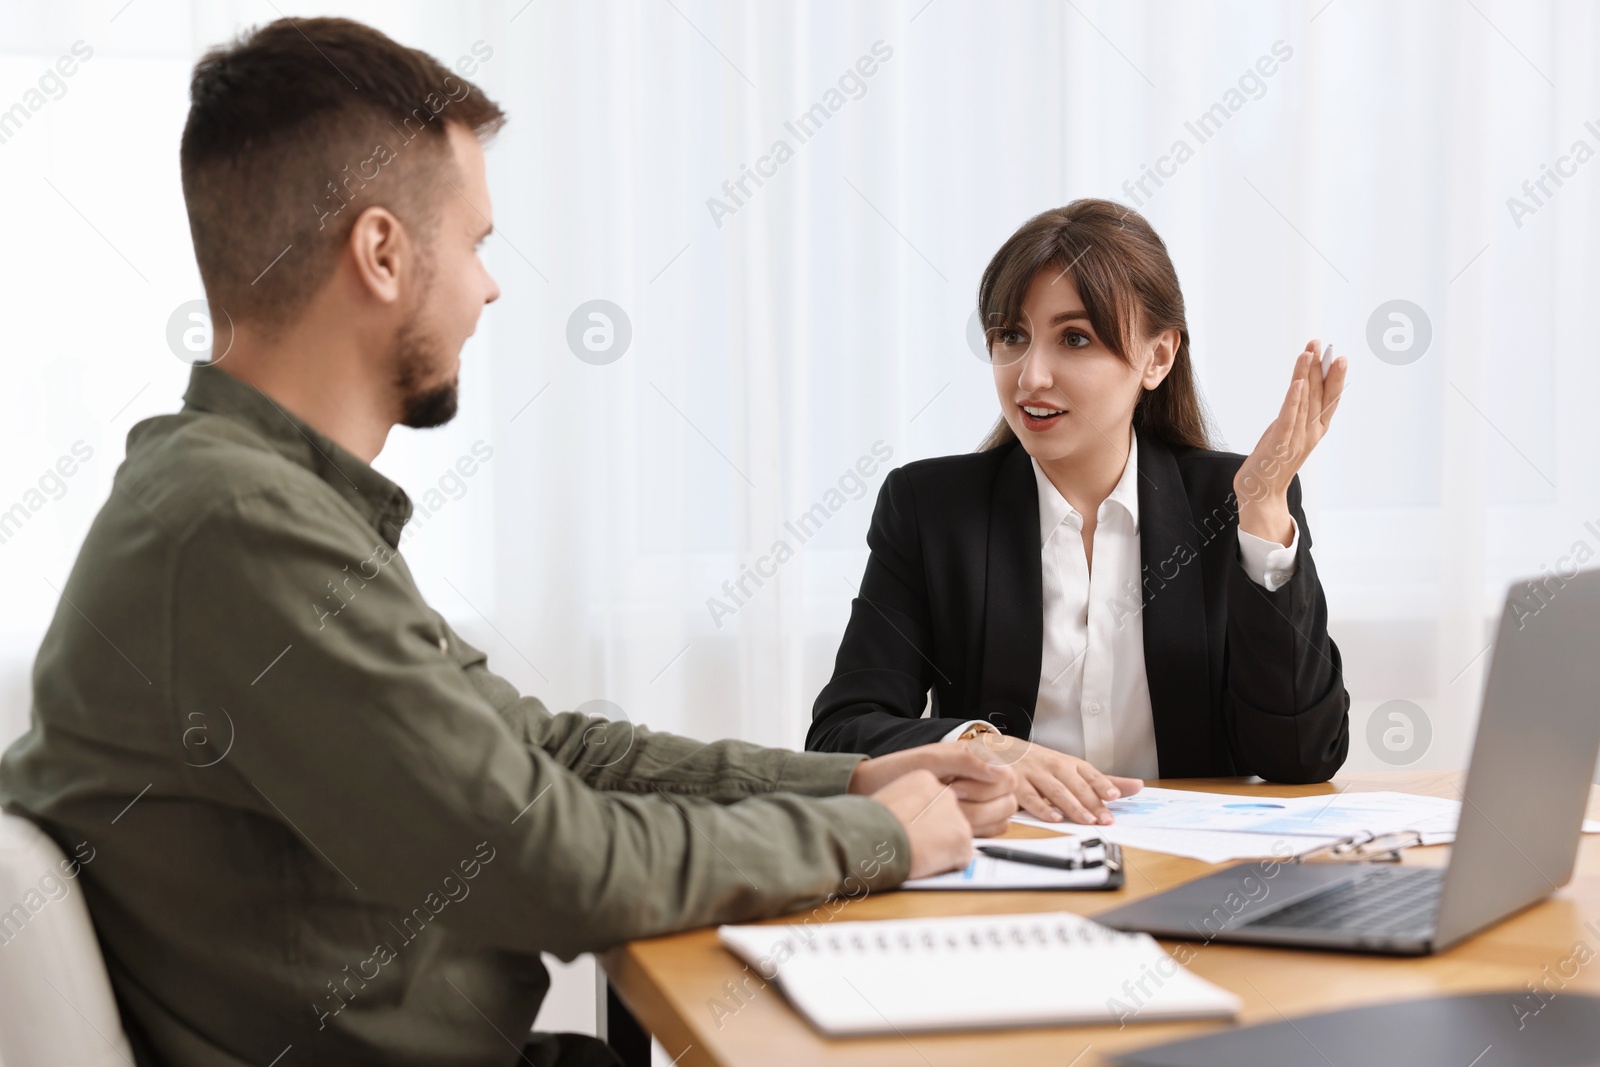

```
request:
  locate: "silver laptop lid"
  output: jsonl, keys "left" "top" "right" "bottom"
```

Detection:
{"left": 1433, "top": 567, "right": 1600, "bottom": 950}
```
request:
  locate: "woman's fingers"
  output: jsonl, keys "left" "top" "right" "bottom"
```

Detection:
{"left": 1015, "top": 781, "right": 1064, "bottom": 823}
{"left": 1306, "top": 342, "right": 1327, "bottom": 432}
{"left": 1316, "top": 354, "right": 1348, "bottom": 432}
{"left": 1262, "top": 361, "right": 1307, "bottom": 476}
{"left": 1028, "top": 770, "right": 1096, "bottom": 825}
{"left": 1076, "top": 762, "right": 1122, "bottom": 802}
{"left": 1010, "top": 757, "right": 1136, "bottom": 827}
{"left": 1237, "top": 338, "right": 1346, "bottom": 504}
{"left": 1289, "top": 377, "right": 1309, "bottom": 462}
{"left": 1274, "top": 354, "right": 1307, "bottom": 431}
{"left": 1041, "top": 768, "right": 1111, "bottom": 825}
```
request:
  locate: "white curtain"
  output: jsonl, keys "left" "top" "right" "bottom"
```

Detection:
{"left": 2, "top": 0, "right": 1596, "bottom": 792}
{"left": 3, "top": 0, "right": 1595, "bottom": 1047}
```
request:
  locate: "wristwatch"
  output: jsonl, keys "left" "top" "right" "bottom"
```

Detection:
{"left": 957, "top": 722, "right": 999, "bottom": 742}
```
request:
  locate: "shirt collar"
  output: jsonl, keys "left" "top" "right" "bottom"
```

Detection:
{"left": 181, "top": 363, "right": 414, "bottom": 547}
{"left": 1030, "top": 426, "right": 1140, "bottom": 546}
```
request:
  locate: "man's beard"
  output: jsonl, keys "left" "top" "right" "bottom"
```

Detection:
{"left": 393, "top": 316, "right": 458, "bottom": 429}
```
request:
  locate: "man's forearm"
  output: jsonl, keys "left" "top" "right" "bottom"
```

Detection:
{"left": 537, "top": 707, "right": 865, "bottom": 801}
{"left": 462, "top": 651, "right": 865, "bottom": 800}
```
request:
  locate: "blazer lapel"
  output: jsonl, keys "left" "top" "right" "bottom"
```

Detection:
{"left": 1136, "top": 429, "right": 1216, "bottom": 775}
{"left": 978, "top": 442, "right": 1044, "bottom": 737}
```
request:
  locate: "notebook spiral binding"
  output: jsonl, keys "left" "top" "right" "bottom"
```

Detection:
{"left": 799, "top": 917, "right": 1140, "bottom": 956}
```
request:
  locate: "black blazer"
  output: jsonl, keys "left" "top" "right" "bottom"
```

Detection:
{"left": 806, "top": 430, "right": 1349, "bottom": 783}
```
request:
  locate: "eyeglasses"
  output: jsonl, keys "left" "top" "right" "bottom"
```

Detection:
{"left": 1292, "top": 830, "right": 1424, "bottom": 864}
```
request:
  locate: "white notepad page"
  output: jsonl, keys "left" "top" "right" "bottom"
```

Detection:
{"left": 718, "top": 911, "right": 1240, "bottom": 1037}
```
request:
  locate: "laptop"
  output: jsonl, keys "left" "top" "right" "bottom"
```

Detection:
{"left": 1094, "top": 568, "right": 1600, "bottom": 955}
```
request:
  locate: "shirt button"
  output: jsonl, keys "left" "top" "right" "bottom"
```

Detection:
{"left": 437, "top": 636, "right": 449, "bottom": 653}
{"left": 1086, "top": 702, "right": 1102, "bottom": 716}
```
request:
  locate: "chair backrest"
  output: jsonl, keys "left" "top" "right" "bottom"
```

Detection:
{"left": 0, "top": 812, "right": 134, "bottom": 1067}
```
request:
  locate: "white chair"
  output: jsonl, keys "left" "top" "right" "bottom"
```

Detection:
{"left": 0, "top": 811, "right": 134, "bottom": 1067}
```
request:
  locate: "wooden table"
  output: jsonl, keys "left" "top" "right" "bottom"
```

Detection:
{"left": 600, "top": 771, "right": 1600, "bottom": 1066}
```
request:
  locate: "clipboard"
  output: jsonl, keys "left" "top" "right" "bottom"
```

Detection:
{"left": 901, "top": 838, "right": 1126, "bottom": 892}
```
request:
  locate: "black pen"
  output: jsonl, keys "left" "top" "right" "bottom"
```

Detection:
{"left": 977, "top": 845, "right": 1103, "bottom": 870}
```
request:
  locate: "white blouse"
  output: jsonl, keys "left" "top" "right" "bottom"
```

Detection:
{"left": 943, "top": 429, "right": 1299, "bottom": 778}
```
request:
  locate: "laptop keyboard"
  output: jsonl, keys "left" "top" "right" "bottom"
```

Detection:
{"left": 1242, "top": 866, "right": 1443, "bottom": 938}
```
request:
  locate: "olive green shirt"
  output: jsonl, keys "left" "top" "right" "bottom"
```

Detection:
{"left": 0, "top": 364, "right": 910, "bottom": 1067}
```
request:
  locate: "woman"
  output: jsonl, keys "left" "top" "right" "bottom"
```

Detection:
{"left": 807, "top": 199, "right": 1350, "bottom": 827}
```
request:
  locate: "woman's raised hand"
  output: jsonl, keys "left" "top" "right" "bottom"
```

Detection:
{"left": 1234, "top": 339, "right": 1348, "bottom": 544}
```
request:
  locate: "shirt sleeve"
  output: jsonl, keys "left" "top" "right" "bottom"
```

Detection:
{"left": 450, "top": 623, "right": 871, "bottom": 803}
{"left": 171, "top": 490, "right": 911, "bottom": 961}
{"left": 1237, "top": 517, "right": 1299, "bottom": 592}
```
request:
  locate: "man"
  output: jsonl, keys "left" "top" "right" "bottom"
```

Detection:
{"left": 0, "top": 18, "right": 1016, "bottom": 1067}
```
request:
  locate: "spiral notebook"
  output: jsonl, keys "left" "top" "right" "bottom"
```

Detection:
{"left": 717, "top": 911, "right": 1240, "bottom": 1036}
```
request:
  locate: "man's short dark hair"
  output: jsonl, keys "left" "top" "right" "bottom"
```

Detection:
{"left": 179, "top": 18, "right": 505, "bottom": 329}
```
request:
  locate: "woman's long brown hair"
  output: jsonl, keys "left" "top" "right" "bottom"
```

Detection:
{"left": 976, "top": 199, "right": 1214, "bottom": 452}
